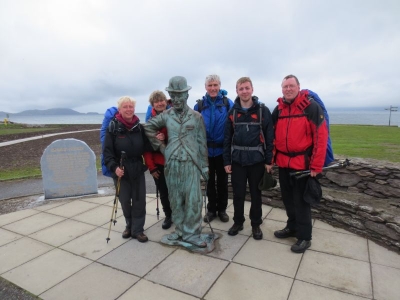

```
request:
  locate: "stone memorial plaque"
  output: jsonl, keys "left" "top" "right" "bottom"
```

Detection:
{"left": 41, "top": 138, "right": 98, "bottom": 199}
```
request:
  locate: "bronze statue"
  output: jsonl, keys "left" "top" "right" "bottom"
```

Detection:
{"left": 144, "top": 76, "right": 217, "bottom": 253}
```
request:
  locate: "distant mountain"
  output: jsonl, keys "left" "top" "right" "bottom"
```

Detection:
{"left": 0, "top": 108, "right": 100, "bottom": 117}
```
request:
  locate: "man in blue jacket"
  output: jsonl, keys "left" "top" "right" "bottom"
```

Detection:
{"left": 194, "top": 74, "right": 234, "bottom": 223}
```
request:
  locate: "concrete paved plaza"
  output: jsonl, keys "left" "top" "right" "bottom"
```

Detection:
{"left": 1, "top": 194, "right": 399, "bottom": 300}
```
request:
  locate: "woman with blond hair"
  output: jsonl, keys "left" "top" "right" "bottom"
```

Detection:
{"left": 103, "top": 96, "right": 152, "bottom": 242}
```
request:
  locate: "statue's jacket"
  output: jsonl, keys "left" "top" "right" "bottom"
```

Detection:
{"left": 144, "top": 107, "right": 208, "bottom": 172}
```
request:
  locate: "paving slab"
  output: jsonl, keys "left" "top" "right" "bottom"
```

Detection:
{"left": 0, "top": 237, "right": 53, "bottom": 274}
{"left": 1, "top": 194, "right": 399, "bottom": 300}
{"left": 311, "top": 227, "right": 369, "bottom": 261}
{"left": 289, "top": 280, "right": 368, "bottom": 300}
{"left": 2, "top": 248, "right": 92, "bottom": 295}
{"left": 206, "top": 229, "right": 248, "bottom": 261}
{"left": 0, "top": 209, "right": 40, "bottom": 227}
{"left": 40, "top": 262, "right": 139, "bottom": 300}
{"left": 99, "top": 239, "right": 175, "bottom": 276}
{"left": 226, "top": 201, "right": 273, "bottom": 219}
{"left": 144, "top": 219, "right": 176, "bottom": 241}
{"left": 144, "top": 214, "right": 163, "bottom": 230}
{"left": 145, "top": 249, "right": 228, "bottom": 298}
{"left": 60, "top": 227, "right": 128, "bottom": 260}
{"left": 297, "top": 251, "right": 372, "bottom": 298}
{"left": 72, "top": 205, "right": 123, "bottom": 226}
{"left": 260, "top": 218, "right": 296, "bottom": 245}
{"left": 3, "top": 212, "right": 66, "bottom": 235}
{"left": 205, "top": 262, "right": 292, "bottom": 300}
{"left": 81, "top": 195, "right": 114, "bottom": 205}
{"left": 208, "top": 212, "right": 253, "bottom": 236}
{"left": 234, "top": 238, "right": 302, "bottom": 278}
{"left": 265, "top": 207, "right": 288, "bottom": 222}
{"left": 0, "top": 228, "right": 23, "bottom": 246}
{"left": 101, "top": 215, "right": 129, "bottom": 233}
{"left": 314, "top": 219, "right": 355, "bottom": 235}
{"left": 371, "top": 263, "right": 400, "bottom": 300}
{"left": 45, "top": 200, "right": 99, "bottom": 218}
{"left": 32, "top": 199, "right": 73, "bottom": 212}
{"left": 369, "top": 240, "right": 400, "bottom": 269}
{"left": 29, "top": 219, "right": 96, "bottom": 247}
{"left": 120, "top": 279, "right": 198, "bottom": 299}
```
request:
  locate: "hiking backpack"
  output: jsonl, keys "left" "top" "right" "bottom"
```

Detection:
{"left": 100, "top": 106, "right": 117, "bottom": 177}
{"left": 231, "top": 104, "right": 266, "bottom": 155}
{"left": 274, "top": 90, "right": 334, "bottom": 167}
{"left": 195, "top": 96, "right": 231, "bottom": 113}
{"left": 305, "top": 89, "right": 334, "bottom": 167}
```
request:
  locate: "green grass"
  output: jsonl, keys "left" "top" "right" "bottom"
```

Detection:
{"left": 0, "top": 158, "right": 102, "bottom": 181}
{"left": 330, "top": 125, "right": 400, "bottom": 162}
{"left": 1, "top": 167, "right": 42, "bottom": 181}
{"left": 1, "top": 124, "right": 399, "bottom": 181}
{"left": 0, "top": 123, "right": 62, "bottom": 135}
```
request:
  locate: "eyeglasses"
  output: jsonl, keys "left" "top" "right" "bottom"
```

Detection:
{"left": 282, "top": 84, "right": 297, "bottom": 90}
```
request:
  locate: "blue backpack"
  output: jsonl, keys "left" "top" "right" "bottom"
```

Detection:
{"left": 100, "top": 106, "right": 118, "bottom": 177}
{"left": 305, "top": 89, "right": 334, "bottom": 167}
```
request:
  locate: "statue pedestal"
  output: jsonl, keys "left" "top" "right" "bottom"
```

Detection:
{"left": 160, "top": 232, "right": 220, "bottom": 254}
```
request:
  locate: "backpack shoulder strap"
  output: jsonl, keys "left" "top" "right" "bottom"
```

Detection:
{"left": 223, "top": 96, "right": 230, "bottom": 112}
{"left": 108, "top": 118, "right": 120, "bottom": 135}
{"left": 196, "top": 99, "right": 204, "bottom": 113}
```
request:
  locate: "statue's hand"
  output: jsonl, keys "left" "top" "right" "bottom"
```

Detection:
{"left": 201, "top": 167, "right": 209, "bottom": 181}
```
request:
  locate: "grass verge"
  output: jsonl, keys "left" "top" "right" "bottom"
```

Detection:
{"left": 330, "top": 125, "right": 400, "bottom": 162}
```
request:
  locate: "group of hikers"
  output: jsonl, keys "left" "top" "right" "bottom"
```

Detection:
{"left": 101, "top": 74, "right": 330, "bottom": 253}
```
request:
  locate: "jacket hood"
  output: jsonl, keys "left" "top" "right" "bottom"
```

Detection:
{"left": 233, "top": 96, "right": 260, "bottom": 112}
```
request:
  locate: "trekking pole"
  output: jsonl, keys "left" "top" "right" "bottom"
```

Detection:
{"left": 106, "top": 151, "right": 126, "bottom": 243}
{"left": 290, "top": 159, "right": 350, "bottom": 179}
{"left": 156, "top": 181, "right": 160, "bottom": 220}
{"left": 203, "top": 180, "right": 214, "bottom": 235}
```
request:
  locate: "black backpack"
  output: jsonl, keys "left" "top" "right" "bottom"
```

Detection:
{"left": 231, "top": 104, "right": 266, "bottom": 155}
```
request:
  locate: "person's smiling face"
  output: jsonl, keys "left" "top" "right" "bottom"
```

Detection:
{"left": 281, "top": 77, "right": 300, "bottom": 102}
{"left": 119, "top": 101, "right": 135, "bottom": 121}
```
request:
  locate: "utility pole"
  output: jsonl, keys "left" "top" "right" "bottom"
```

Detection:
{"left": 385, "top": 105, "right": 398, "bottom": 126}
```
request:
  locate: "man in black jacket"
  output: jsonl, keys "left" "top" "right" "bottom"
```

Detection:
{"left": 223, "top": 77, "right": 274, "bottom": 240}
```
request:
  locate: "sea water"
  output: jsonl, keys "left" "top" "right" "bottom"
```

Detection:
{"left": 6, "top": 109, "right": 400, "bottom": 126}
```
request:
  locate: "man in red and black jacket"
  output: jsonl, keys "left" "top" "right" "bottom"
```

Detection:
{"left": 272, "top": 74, "right": 328, "bottom": 253}
{"left": 143, "top": 90, "right": 172, "bottom": 229}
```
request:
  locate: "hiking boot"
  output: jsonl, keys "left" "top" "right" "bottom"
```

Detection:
{"left": 228, "top": 223, "right": 244, "bottom": 236}
{"left": 162, "top": 216, "right": 173, "bottom": 229}
{"left": 218, "top": 211, "right": 229, "bottom": 223}
{"left": 122, "top": 227, "right": 131, "bottom": 239}
{"left": 252, "top": 225, "right": 263, "bottom": 240}
{"left": 203, "top": 211, "right": 217, "bottom": 223}
{"left": 132, "top": 232, "right": 148, "bottom": 243}
{"left": 274, "top": 227, "right": 296, "bottom": 239}
{"left": 291, "top": 239, "right": 311, "bottom": 253}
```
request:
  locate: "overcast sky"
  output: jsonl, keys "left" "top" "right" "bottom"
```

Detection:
{"left": 1, "top": 0, "right": 399, "bottom": 114}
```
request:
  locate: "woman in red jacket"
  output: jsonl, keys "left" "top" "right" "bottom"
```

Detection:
{"left": 143, "top": 91, "right": 172, "bottom": 229}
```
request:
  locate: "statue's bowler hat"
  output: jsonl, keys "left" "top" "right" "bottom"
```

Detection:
{"left": 166, "top": 76, "right": 192, "bottom": 92}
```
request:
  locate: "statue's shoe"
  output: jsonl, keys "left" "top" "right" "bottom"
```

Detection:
{"left": 184, "top": 236, "right": 207, "bottom": 248}
{"left": 167, "top": 232, "right": 181, "bottom": 241}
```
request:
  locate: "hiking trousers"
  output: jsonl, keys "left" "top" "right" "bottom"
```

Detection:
{"left": 116, "top": 174, "right": 146, "bottom": 236}
{"left": 278, "top": 167, "right": 312, "bottom": 241}
{"left": 231, "top": 162, "right": 264, "bottom": 227}
{"left": 153, "top": 165, "right": 172, "bottom": 217}
{"left": 206, "top": 155, "right": 228, "bottom": 214}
